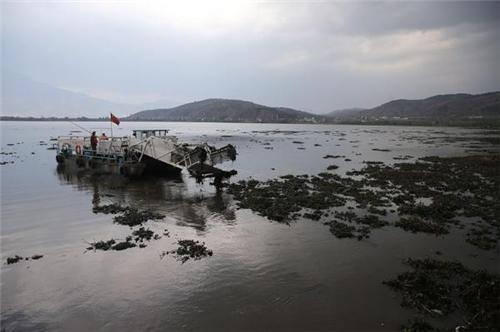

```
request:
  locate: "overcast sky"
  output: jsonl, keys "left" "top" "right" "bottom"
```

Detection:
{"left": 2, "top": 1, "right": 499, "bottom": 113}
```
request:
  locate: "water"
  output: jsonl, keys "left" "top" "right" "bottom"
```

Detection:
{"left": 1, "top": 121, "right": 498, "bottom": 331}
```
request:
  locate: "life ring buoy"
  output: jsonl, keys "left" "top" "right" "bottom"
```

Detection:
{"left": 75, "top": 145, "right": 82, "bottom": 155}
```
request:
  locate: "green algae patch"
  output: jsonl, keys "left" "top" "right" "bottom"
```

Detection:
{"left": 384, "top": 258, "right": 500, "bottom": 331}
{"left": 161, "top": 240, "right": 213, "bottom": 264}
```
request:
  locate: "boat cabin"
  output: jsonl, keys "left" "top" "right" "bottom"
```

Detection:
{"left": 132, "top": 129, "right": 170, "bottom": 140}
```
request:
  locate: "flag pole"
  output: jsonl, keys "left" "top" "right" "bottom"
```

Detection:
{"left": 110, "top": 112, "right": 113, "bottom": 138}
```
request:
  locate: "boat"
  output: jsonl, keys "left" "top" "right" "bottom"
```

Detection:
{"left": 55, "top": 129, "right": 238, "bottom": 182}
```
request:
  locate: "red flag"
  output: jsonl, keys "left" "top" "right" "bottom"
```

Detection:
{"left": 110, "top": 113, "right": 120, "bottom": 125}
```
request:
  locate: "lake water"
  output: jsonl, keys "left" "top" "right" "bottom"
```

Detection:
{"left": 1, "top": 121, "right": 498, "bottom": 331}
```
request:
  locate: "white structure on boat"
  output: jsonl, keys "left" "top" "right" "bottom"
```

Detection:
{"left": 55, "top": 129, "right": 237, "bottom": 179}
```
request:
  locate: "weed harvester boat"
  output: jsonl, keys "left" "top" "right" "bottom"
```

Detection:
{"left": 55, "top": 129, "right": 237, "bottom": 183}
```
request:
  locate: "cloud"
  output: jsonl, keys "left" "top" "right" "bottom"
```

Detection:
{"left": 2, "top": 1, "right": 499, "bottom": 113}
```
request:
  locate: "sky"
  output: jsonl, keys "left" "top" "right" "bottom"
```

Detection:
{"left": 2, "top": 1, "right": 500, "bottom": 114}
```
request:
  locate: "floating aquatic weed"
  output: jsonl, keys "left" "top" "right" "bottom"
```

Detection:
{"left": 229, "top": 155, "right": 500, "bottom": 248}
{"left": 132, "top": 227, "right": 156, "bottom": 242}
{"left": 6, "top": 254, "right": 44, "bottom": 264}
{"left": 92, "top": 203, "right": 128, "bottom": 214}
{"left": 384, "top": 258, "right": 500, "bottom": 331}
{"left": 161, "top": 240, "right": 213, "bottom": 264}
{"left": 323, "top": 154, "right": 344, "bottom": 159}
{"left": 400, "top": 317, "right": 435, "bottom": 332}
{"left": 112, "top": 240, "right": 137, "bottom": 251}
{"left": 86, "top": 239, "right": 116, "bottom": 251}
{"left": 325, "top": 221, "right": 356, "bottom": 238}
{"left": 86, "top": 238, "right": 137, "bottom": 251}
{"left": 395, "top": 216, "right": 449, "bottom": 235}
{"left": 6, "top": 255, "right": 23, "bottom": 265}
{"left": 466, "top": 227, "right": 497, "bottom": 250}
{"left": 113, "top": 208, "right": 165, "bottom": 227}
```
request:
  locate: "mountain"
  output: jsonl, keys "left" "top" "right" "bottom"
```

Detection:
{"left": 324, "top": 107, "right": 366, "bottom": 118}
{"left": 1, "top": 71, "right": 177, "bottom": 118}
{"left": 126, "top": 99, "right": 322, "bottom": 123}
{"left": 343, "top": 92, "right": 500, "bottom": 121}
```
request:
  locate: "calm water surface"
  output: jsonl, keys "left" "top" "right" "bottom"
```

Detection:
{"left": 1, "top": 122, "right": 498, "bottom": 331}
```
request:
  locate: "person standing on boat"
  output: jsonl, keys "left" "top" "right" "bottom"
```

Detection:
{"left": 90, "top": 131, "right": 98, "bottom": 154}
{"left": 101, "top": 133, "right": 108, "bottom": 140}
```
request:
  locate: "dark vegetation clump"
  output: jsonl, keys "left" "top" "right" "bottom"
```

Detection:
{"left": 112, "top": 239, "right": 137, "bottom": 251}
{"left": 161, "top": 240, "right": 213, "bottom": 264}
{"left": 400, "top": 318, "right": 435, "bottom": 332}
{"left": 132, "top": 227, "right": 158, "bottom": 242}
{"left": 113, "top": 208, "right": 165, "bottom": 227}
{"left": 466, "top": 227, "right": 497, "bottom": 250}
{"left": 92, "top": 203, "right": 128, "bottom": 214}
{"left": 93, "top": 203, "right": 165, "bottom": 227}
{"left": 86, "top": 239, "right": 116, "bottom": 251}
{"left": 229, "top": 155, "right": 500, "bottom": 248}
{"left": 6, "top": 254, "right": 44, "bottom": 265}
{"left": 384, "top": 258, "right": 500, "bottom": 331}
{"left": 327, "top": 165, "right": 339, "bottom": 170}
{"left": 86, "top": 238, "right": 137, "bottom": 251}
{"left": 395, "top": 216, "right": 449, "bottom": 235}
{"left": 88, "top": 201, "right": 167, "bottom": 252}
{"left": 6, "top": 255, "right": 23, "bottom": 265}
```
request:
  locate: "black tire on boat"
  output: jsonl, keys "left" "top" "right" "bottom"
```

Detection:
{"left": 56, "top": 155, "right": 65, "bottom": 164}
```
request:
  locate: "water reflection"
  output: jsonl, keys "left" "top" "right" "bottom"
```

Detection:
{"left": 54, "top": 164, "right": 236, "bottom": 233}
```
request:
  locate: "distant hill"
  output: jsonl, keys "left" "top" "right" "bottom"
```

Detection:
{"left": 125, "top": 99, "right": 323, "bottom": 123}
{"left": 1, "top": 71, "right": 177, "bottom": 118}
{"left": 335, "top": 92, "right": 499, "bottom": 121}
{"left": 324, "top": 107, "right": 366, "bottom": 118}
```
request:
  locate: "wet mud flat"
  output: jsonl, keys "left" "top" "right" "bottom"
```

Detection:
{"left": 228, "top": 154, "right": 500, "bottom": 330}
